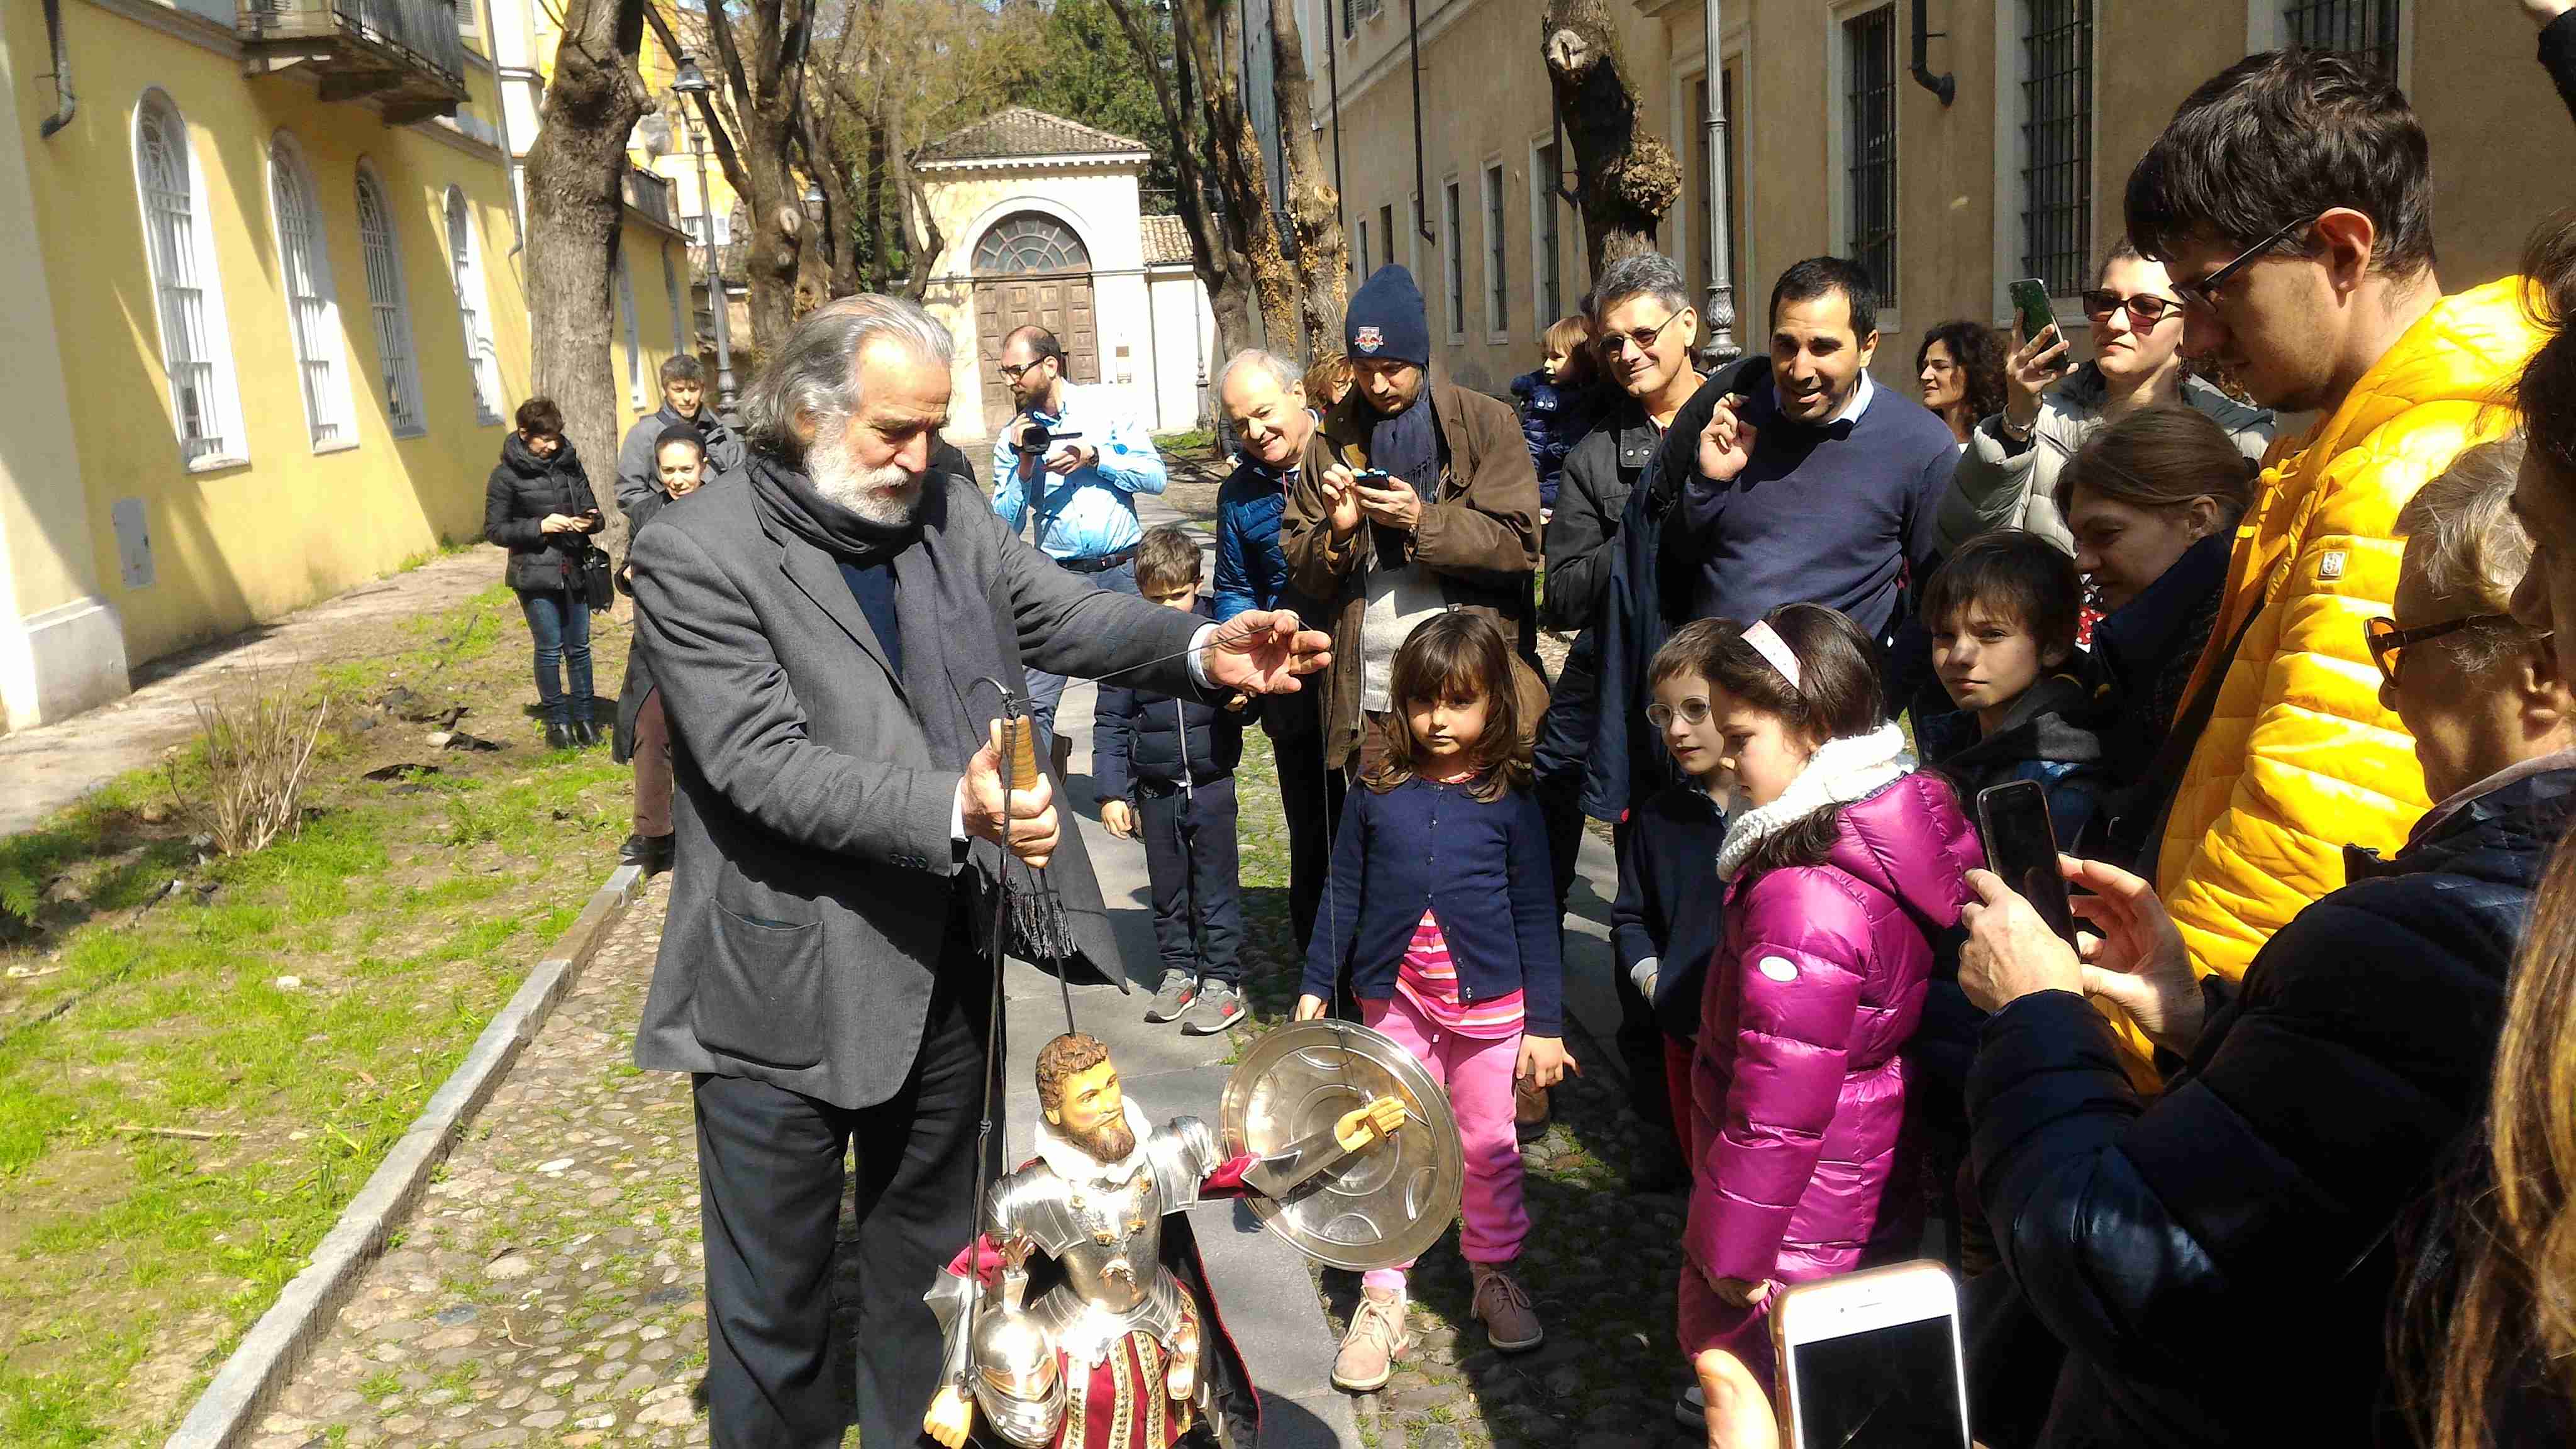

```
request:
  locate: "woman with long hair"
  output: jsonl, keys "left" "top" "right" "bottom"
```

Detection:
{"left": 1917, "top": 319, "right": 2006, "bottom": 447}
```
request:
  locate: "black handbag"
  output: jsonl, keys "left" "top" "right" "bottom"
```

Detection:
{"left": 579, "top": 542, "right": 615, "bottom": 611}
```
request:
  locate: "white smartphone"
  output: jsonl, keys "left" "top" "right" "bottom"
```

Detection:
{"left": 1775, "top": 1262, "right": 1972, "bottom": 1449}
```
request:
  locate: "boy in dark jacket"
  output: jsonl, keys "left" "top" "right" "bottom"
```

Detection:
{"left": 1611, "top": 621, "right": 1735, "bottom": 1170}
{"left": 1096, "top": 527, "right": 1248, "bottom": 1034}
{"left": 1918, "top": 530, "right": 2109, "bottom": 850}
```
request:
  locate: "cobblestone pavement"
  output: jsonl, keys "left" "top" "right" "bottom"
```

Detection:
{"left": 255, "top": 871, "right": 733, "bottom": 1449}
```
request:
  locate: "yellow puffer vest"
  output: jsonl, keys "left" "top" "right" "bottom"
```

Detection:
{"left": 2156, "top": 277, "right": 2543, "bottom": 984}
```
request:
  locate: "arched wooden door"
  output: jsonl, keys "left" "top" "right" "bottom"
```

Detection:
{"left": 970, "top": 212, "right": 1099, "bottom": 433}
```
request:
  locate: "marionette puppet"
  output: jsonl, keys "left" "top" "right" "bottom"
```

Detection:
{"left": 923, "top": 1025, "right": 1457, "bottom": 1449}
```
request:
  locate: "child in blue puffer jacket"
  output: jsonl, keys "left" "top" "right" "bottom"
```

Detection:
{"left": 1509, "top": 315, "right": 1607, "bottom": 514}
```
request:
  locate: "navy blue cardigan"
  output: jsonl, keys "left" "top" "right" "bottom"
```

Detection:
{"left": 1301, "top": 773, "right": 1564, "bottom": 1035}
{"left": 1610, "top": 782, "right": 1727, "bottom": 1040}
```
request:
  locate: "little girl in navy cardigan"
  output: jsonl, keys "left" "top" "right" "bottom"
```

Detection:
{"left": 1297, "top": 612, "right": 1573, "bottom": 1391}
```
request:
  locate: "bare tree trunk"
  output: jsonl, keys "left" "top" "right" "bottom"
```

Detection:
{"left": 887, "top": 84, "right": 943, "bottom": 301}
{"left": 525, "top": 0, "right": 647, "bottom": 559}
{"left": 1268, "top": 0, "right": 1345, "bottom": 349}
{"left": 692, "top": 0, "right": 814, "bottom": 355}
{"left": 1176, "top": 0, "right": 1299, "bottom": 355}
{"left": 799, "top": 101, "right": 862, "bottom": 299}
{"left": 1105, "top": 0, "right": 1255, "bottom": 367}
{"left": 863, "top": 116, "right": 891, "bottom": 294}
{"left": 1540, "top": 0, "right": 1679, "bottom": 271}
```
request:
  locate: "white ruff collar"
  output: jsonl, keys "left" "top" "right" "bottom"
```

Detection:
{"left": 1034, "top": 1096, "right": 1154, "bottom": 1184}
{"left": 1714, "top": 723, "right": 1913, "bottom": 883}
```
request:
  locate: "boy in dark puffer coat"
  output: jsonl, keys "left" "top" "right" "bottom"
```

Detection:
{"left": 1095, "top": 527, "right": 1248, "bottom": 1036}
{"left": 1509, "top": 315, "right": 1607, "bottom": 513}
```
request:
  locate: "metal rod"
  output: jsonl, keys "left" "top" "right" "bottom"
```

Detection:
{"left": 689, "top": 121, "right": 741, "bottom": 409}
{"left": 1409, "top": 0, "right": 1431, "bottom": 242}
{"left": 1701, "top": 0, "right": 1739, "bottom": 366}
{"left": 1910, "top": 0, "right": 1955, "bottom": 105}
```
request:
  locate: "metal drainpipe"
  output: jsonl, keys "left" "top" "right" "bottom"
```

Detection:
{"left": 1324, "top": 9, "right": 1344, "bottom": 262}
{"left": 1909, "top": 0, "right": 1954, "bottom": 105}
{"left": 1409, "top": 0, "right": 1430, "bottom": 242}
{"left": 38, "top": 0, "right": 75, "bottom": 140}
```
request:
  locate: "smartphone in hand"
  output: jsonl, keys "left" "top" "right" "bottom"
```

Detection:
{"left": 2007, "top": 277, "right": 2058, "bottom": 347}
{"left": 1977, "top": 779, "right": 2079, "bottom": 945}
{"left": 1776, "top": 1262, "right": 1971, "bottom": 1449}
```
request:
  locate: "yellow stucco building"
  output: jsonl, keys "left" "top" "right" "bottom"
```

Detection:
{"left": 0, "top": 0, "right": 691, "bottom": 731}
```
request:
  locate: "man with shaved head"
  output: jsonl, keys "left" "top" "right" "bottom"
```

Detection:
{"left": 989, "top": 324, "right": 1170, "bottom": 758}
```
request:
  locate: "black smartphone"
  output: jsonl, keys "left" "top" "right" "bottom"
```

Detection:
{"left": 1976, "top": 779, "right": 2077, "bottom": 945}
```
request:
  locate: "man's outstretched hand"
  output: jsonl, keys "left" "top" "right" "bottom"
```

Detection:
{"left": 1203, "top": 610, "right": 1332, "bottom": 696}
{"left": 961, "top": 719, "right": 1060, "bottom": 867}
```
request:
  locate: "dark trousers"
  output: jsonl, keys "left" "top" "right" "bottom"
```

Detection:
{"left": 692, "top": 963, "right": 994, "bottom": 1449}
{"left": 1023, "top": 560, "right": 1139, "bottom": 740}
{"left": 518, "top": 587, "right": 594, "bottom": 726}
{"left": 1138, "top": 775, "right": 1244, "bottom": 985}
{"left": 1265, "top": 689, "right": 1346, "bottom": 955}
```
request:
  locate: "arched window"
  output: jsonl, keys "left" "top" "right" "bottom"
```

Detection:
{"left": 354, "top": 164, "right": 425, "bottom": 436}
{"left": 972, "top": 213, "right": 1091, "bottom": 275}
{"left": 444, "top": 187, "right": 502, "bottom": 424}
{"left": 269, "top": 133, "right": 355, "bottom": 448}
{"left": 131, "top": 91, "right": 244, "bottom": 467}
{"left": 616, "top": 245, "right": 643, "bottom": 408}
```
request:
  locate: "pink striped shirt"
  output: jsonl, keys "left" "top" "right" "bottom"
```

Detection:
{"left": 1394, "top": 908, "right": 1526, "bottom": 1038}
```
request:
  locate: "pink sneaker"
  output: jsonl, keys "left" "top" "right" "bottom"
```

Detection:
{"left": 1470, "top": 1261, "right": 1543, "bottom": 1352}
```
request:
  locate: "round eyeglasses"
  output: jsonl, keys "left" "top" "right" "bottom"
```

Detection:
{"left": 1645, "top": 696, "right": 1713, "bottom": 730}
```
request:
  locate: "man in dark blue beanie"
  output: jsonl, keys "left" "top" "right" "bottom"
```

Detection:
{"left": 1345, "top": 264, "right": 1433, "bottom": 370}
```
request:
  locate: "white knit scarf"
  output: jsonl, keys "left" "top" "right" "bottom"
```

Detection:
{"left": 1713, "top": 723, "right": 1914, "bottom": 884}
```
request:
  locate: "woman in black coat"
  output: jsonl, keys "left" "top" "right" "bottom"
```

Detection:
{"left": 1948, "top": 437, "right": 2576, "bottom": 1448}
{"left": 484, "top": 396, "right": 605, "bottom": 749}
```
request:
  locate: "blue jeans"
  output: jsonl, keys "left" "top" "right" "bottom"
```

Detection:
{"left": 518, "top": 587, "right": 594, "bottom": 726}
{"left": 1022, "top": 558, "right": 1138, "bottom": 740}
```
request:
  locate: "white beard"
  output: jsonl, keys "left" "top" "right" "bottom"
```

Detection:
{"left": 811, "top": 428, "right": 924, "bottom": 525}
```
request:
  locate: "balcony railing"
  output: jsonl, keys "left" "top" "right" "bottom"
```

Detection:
{"left": 622, "top": 167, "right": 676, "bottom": 231}
{"left": 239, "top": 0, "right": 469, "bottom": 123}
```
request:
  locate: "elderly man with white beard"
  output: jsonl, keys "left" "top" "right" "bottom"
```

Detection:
{"left": 626, "top": 294, "right": 1331, "bottom": 1449}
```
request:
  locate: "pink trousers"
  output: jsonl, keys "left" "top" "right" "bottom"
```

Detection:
{"left": 1358, "top": 991, "right": 1529, "bottom": 1294}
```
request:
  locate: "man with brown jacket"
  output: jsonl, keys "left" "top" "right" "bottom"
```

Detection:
{"left": 1283, "top": 265, "right": 1547, "bottom": 776}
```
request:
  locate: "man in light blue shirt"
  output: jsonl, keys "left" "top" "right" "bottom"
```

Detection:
{"left": 989, "top": 325, "right": 1168, "bottom": 748}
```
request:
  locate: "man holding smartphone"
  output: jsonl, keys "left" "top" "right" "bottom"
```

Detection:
{"left": 1281, "top": 265, "right": 1546, "bottom": 779}
{"left": 989, "top": 325, "right": 1169, "bottom": 753}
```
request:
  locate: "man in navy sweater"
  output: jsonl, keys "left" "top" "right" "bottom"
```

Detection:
{"left": 1652, "top": 257, "right": 1957, "bottom": 661}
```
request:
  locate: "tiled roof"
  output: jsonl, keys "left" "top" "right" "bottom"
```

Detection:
{"left": 916, "top": 108, "right": 1151, "bottom": 164}
{"left": 1140, "top": 214, "right": 1192, "bottom": 266}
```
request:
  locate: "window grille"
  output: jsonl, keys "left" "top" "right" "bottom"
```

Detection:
{"left": 664, "top": 243, "right": 687, "bottom": 354}
{"left": 1842, "top": 5, "right": 1897, "bottom": 308}
{"left": 1357, "top": 218, "right": 1371, "bottom": 277}
{"left": 1537, "top": 141, "right": 1562, "bottom": 323}
{"left": 445, "top": 189, "right": 502, "bottom": 423}
{"left": 271, "top": 139, "right": 349, "bottom": 448}
{"left": 136, "top": 99, "right": 230, "bottom": 464}
{"left": 2284, "top": 0, "right": 2401, "bottom": 75}
{"left": 1484, "top": 163, "right": 1507, "bottom": 336}
{"left": 355, "top": 170, "right": 425, "bottom": 435}
{"left": 972, "top": 213, "right": 1092, "bottom": 274}
{"left": 1443, "top": 181, "right": 1464, "bottom": 338}
{"left": 2021, "top": 0, "right": 2092, "bottom": 296}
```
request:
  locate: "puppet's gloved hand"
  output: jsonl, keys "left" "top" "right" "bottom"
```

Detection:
{"left": 925, "top": 1384, "right": 975, "bottom": 1449}
{"left": 1334, "top": 1095, "right": 1410, "bottom": 1152}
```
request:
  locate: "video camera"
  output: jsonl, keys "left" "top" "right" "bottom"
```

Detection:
{"left": 1011, "top": 423, "right": 1085, "bottom": 457}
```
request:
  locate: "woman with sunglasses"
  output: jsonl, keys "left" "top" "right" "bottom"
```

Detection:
{"left": 1937, "top": 240, "right": 2273, "bottom": 555}
{"left": 1945, "top": 432, "right": 2574, "bottom": 1449}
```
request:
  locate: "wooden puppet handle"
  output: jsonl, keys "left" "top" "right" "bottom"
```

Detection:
{"left": 997, "top": 714, "right": 1041, "bottom": 787}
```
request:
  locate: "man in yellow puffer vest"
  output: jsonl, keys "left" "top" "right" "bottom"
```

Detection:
{"left": 2125, "top": 51, "right": 2545, "bottom": 987}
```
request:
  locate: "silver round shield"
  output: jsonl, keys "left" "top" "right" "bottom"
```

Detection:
{"left": 1220, "top": 1020, "right": 1464, "bottom": 1272}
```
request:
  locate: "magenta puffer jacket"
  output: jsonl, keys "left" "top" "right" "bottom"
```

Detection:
{"left": 1684, "top": 768, "right": 1980, "bottom": 1292}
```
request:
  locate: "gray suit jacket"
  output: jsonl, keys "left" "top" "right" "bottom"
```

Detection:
{"left": 627, "top": 463, "right": 1205, "bottom": 1109}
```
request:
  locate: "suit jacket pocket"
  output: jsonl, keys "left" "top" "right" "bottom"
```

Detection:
{"left": 693, "top": 901, "right": 826, "bottom": 1069}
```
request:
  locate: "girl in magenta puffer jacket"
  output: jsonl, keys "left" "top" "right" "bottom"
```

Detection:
{"left": 1677, "top": 604, "right": 1982, "bottom": 1446}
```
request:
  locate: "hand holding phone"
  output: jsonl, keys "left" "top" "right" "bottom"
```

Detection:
{"left": 2004, "top": 278, "right": 2071, "bottom": 430}
{"left": 1776, "top": 1263, "right": 1971, "bottom": 1449}
{"left": 1976, "top": 779, "right": 2079, "bottom": 945}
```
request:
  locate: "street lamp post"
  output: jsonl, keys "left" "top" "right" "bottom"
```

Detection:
{"left": 670, "top": 57, "right": 739, "bottom": 411}
{"left": 1700, "top": 0, "right": 1739, "bottom": 367}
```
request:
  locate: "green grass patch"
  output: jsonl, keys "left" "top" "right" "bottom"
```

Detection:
{"left": 0, "top": 584, "right": 626, "bottom": 1443}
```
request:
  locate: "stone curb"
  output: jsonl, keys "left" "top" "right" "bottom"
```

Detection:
{"left": 167, "top": 862, "right": 648, "bottom": 1449}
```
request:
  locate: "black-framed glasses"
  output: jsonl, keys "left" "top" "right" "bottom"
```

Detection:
{"left": 1595, "top": 308, "right": 1689, "bottom": 360}
{"left": 2365, "top": 613, "right": 2516, "bottom": 688}
{"left": 1645, "top": 696, "right": 1713, "bottom": 730}
{"left": 2079, "top": 289, "right": 2184, "bottom": 328}
{"left": 997, "top": 355, "right": 1057, "bottom": 384}
{"left": 2175, "top": 214, "right": 2321, "bottom": 312}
